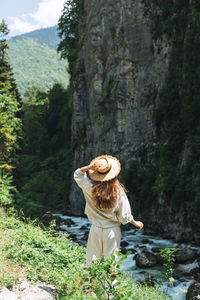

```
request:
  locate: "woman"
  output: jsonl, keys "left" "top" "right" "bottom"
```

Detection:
{"left": 74, "top": 155, "right": 144, "bottom": 267}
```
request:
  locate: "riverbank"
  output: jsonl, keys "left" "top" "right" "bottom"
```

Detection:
{"left": 51, "top": 213, "right": 200, "bottom": 300}
{"left": 0, "top": 207, "right": 169, "bottom": 299}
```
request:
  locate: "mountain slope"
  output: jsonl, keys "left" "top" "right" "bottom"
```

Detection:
{"left": 8, "top": 28, "right": 69, "bottom": 96}
{"left": 18, "top": 26, "right": 60, "bottom": 50}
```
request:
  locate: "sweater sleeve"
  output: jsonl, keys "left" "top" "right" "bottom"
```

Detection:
{"left": 116, "top": 190, "right": 134, "bottom": 225}
{"left": 74, "top": 168, "right": 92, "bottom": 191}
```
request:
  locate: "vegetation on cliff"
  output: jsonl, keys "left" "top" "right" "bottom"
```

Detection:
{"left": 123, "top": 0, "right": 200, "bottom": 235}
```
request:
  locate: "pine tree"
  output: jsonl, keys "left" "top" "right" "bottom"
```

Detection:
{"left": 0, "top": 21, "right": 21, "bottom": 174}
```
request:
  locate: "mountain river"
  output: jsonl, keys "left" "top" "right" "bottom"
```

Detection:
{"left": 52, "top": 214, "right": 200, "bottom": 300}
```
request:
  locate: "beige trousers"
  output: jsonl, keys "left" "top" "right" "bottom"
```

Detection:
{"left": 86, "top": 224, "right": 121, "bottom": 267}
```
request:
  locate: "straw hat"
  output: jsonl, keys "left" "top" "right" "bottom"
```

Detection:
{"left": 88, "top": 155, "right": 121, "bottom": 182}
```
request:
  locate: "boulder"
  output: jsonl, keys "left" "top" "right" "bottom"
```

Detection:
{"left": 82, "top": 232, "right": 89, "bottom": 241}
{"left": 156, "top": 253, "right": 166, "bottom": 265}
{"left": 189, "top": 267, "right": 200, "bottom": 281}
{"left": 176, "top": 231, "right": 194, "bottom": 243}
{"left": 63, "top": 218, "right": 75, "bottom": 226}
{"left": 141, "top": 239, "right": 154, "bottom": 244}
{"left": 80, "top": 225, "right": 88, "bottom": 230}
{"left": 135, "top": 251, "right": 157, "bottom": 268}
{"left": 198, "top": 257, "right": 200, "bottom": 267}
{"left": 129, "top": 248, "right": 137, "bottom": 254}
{"left": 186, "top": 282, "right": 200, "bottom": 300}
{"left": 121, "top": 241, "right": 129, "bottom": 247}
{"left": 41, "top": 212, "right": 63, "bottom": 227}
{"left": 121, "top": 247, "right": 128, "bottom": 255}
{"left": 175, "top": 248, "right": 198, "bottom": 264}
{"left": 152, "top": 247, "right": 162, "bottom": 253}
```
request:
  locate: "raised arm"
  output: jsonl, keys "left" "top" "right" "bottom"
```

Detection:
{"left": 74, "top": 161, "right": 101, "bottom": 190}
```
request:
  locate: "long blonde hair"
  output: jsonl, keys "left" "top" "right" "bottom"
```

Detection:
{"left": 92, "top": 178, "right": 126, "bottom": 209}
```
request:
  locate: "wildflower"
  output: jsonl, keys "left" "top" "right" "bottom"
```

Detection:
{"left": 197, "top": 295, "right": 200, "bottom": 300}
{"left": 169, "top": 277, "right": 175, "bottom": 283}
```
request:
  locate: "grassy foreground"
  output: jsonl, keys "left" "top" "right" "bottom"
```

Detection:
{"left": 0, "top": 207, "right": 170, "bottom": 299}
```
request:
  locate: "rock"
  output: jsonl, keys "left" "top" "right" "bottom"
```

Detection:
{"left": 129, "top": 248, "right": 137, "bottom": 254}
{"left": 69, "top": 233, "right": 78, "bottom": 242}
{"left": 189, "top": 267, "right": 200, "bottom": 281}
{"left": 186, "top": 282, "right": 200, "bottom": 300}
{"left": 175, "top": 248, "right": 198, "bottom": 264}
{"left": 141, "top": 239, "right": 154, "bottom": 244}
{"left": 139, "top": 246, "right": 147, "bottom": 252}
{"left": 198, "top": 257, "right": 200, "bottom": 267}
{"left": 0, "top": 287, "right": 17, "bottom": 300}
{"left": 41, "top": 212, "right": 63, "bottom": 227}
{"left": 63, "top": 218, "right": 75, "bottom": 226}
{"left": 176, "top": 231, "right": 194, "bottom": 243}
{"left": 80, "top": 225, "right": 88, "bottom": 230}
{"left": 120, "top": 241, "right": 129, "bottom": 247}
{"left": 120, "top": 247, "right": 128, "bottom": 255}
{"left": 156, "top": 253, "right": 166, "bottom": 265}
{"left": 82, "top": 232, "right": 89, "bottom": 241}
{"left": 135, "top": 251, "right": 157, "bottom": 268}
{"left": 152, "top": 247, "right": 162, "bottom": 253}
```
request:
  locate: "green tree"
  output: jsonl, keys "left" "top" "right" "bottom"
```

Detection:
{"left": 17, "top": 83, "right": 72, "bottom": 216}
{"left": 0, "top": 21, "right": 21, "bottom": 172}
{"left": 58, "top": 0, "right": 83, "bottom": 79}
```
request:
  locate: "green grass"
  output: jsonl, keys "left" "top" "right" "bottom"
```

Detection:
{"left": 0, "top": 207, "right": 170, "bottom": 299}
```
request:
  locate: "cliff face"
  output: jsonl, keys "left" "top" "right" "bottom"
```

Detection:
{"left": 69, "top": 0, "right": 170, "bottom": 214}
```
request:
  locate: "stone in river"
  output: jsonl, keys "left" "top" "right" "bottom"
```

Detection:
{"left": 135, "top": 251, "right": 157, "bottom": 268}
{"left": 63, "top": 218, "right": 75, "bottom": 226}
{"left": 175, "top": 248, "right": 198, "bottom": 264}
{"left": 198, "top": 257, "right": 200, "bottom": 267}
{"left": 121, "top": 241, "right": 129, "bottom": 247}
{"left": 120, "top": 248, "right": 128, "bottom": 255}
{"left": 156, "top": 254, "right": 166, "bottom": 265}
{"left": 129, "top": 248, "right": 137, "bottom": 254}
{"left": 82, "top": 232, "right": 89, "bottom": 241}
{"left": 80, "top": 225, "right": 88, "bottom": 230}
{"left": 186, "top": 282, "right": 200, "bottom": 300}
{"left": 69, "top": 233, "right": 78, "bottom": 242}
{"left": 189, "top": 267, "right": 200, "bottom": 281}
{"left": 152, "top": 247, "right": 162, "bottom": 253}
{"left": 141, "top": 239, "right": 154, "bottom": 244}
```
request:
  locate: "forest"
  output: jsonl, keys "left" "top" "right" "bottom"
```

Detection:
{"left": 8, "top": 27, "right": 69, "bottom": 96}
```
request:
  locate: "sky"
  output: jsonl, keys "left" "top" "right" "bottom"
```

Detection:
{"left": 0, "top": 0, "right": 66, "bottom": 37}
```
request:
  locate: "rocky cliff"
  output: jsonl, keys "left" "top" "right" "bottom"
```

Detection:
{"left": 69, "top": 0, "right": 170, "bottom": 214}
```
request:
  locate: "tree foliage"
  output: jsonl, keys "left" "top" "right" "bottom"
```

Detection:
{"left": 58, "top": 0, "right": 83, "bottom": 80}
{"left": 139, "top": 0, "right": 200, "bottom": 230}
{"left": 8, "top": 36, "right": 69, "bottom": 96}
{"left": 0, "top": 21, "right": 21, "bottom": 172}
{"left": 16, "top": 84, "right": 72, "bottom": 216}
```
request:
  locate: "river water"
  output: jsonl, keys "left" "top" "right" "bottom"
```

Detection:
{"left": 53, "top": 214, "right": 199, "bottom": 300}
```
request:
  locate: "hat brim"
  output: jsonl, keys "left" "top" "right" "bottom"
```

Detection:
{"left": 88, "top": 155, "right": 121, "bottom": 182}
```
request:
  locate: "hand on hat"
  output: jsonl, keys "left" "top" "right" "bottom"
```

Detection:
{"left": 80, "top": 161, "right": 101, "bottom": 173}
{"left": 89, "top": 161, "right": 101, "bottom": 172}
